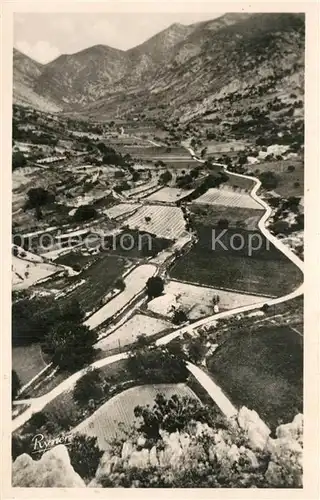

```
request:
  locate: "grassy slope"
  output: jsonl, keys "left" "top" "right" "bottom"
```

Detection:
{"left": 207, "top": 325, "right": 303, "bottom": 430}
{"left": 170, "top": 224, "right": 303, "bottom": 297}
{"left": 12, "top": 343, "right": 48, "bottom": 386}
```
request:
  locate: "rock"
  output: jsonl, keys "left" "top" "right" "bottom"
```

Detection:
{"left": 238, "top": 406, "right": 271, "bottom": 450}
{"left": 121, "top": 440, "right": 134, "bottom": 460}
{"left": 12, "top": 445, "right": 86, "bottom": 487}
{"left": 127, "top": 449, "right": 150, "bottom": 469}
{"left": 149, "top": 446, "right": 159, "bottom": 467}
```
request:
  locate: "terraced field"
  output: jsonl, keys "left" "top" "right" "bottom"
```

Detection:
{"left": 72, "top": 384, "right": 199, "bottom": 449}
{"left": 125, "top": 205, "right": 187, "bottom": 239}
{"left": 105, "top": 203, "right": 141, "bottom": 219}
{"left": 190, "top": 204, "right": 264, "bottom": 230}
{"left": 194, "top": 186, "right": 262, "bottom": 210}
{"left": 95, "top": 314, "right": 172, "bottom": 352}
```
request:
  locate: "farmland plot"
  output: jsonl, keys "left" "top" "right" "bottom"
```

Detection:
{"left": 164, "top": 280, "right": 267, "bottom": 320}
{"left": 12, "top": 255, "right": 61, "bottom": 290}
{"left": 72, "top": 384, "right": 199, "bottom": 448}
{"left": 84, "top": 264, "right": 157, "bottom": 330}
{"left": 124, "top": 181, "right": 159, "bottom": 199}
{"left": 146, "top": 187, "right": 194, "bottom": 203}
{"left": 105, "top": 203, "right": 141, "bottom": 220}
{"left": 190, "top": 205, "right": 263, "bottom": 230}
{"left": 125, "top": 205, "right": 187, "bottom": 239}
{"left": 96, "top": 314, "right": 172, "bottom": 352}
{"left": 194, "top": 186, "right": 262, "bottom": 210}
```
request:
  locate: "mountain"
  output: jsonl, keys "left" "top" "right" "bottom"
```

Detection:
{"left": 34, "top": 44, "right": 127, "bottom": 107}
{"left": 13, "top": 13, "right": 305, "bottom": 121}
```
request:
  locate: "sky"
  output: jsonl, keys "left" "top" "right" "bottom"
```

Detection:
{"left": 14, "top": 12, "right": 221, "bottom": 64}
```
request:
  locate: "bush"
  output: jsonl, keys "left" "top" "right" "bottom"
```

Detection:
{"left": 42, "top": 322, "right": 98, "bottom": 371}
{"left": 12, "top": 151, "right": 27, "bottom": 170}
{"left": 73, "top": 368, "right": 105, "bottom": 406}
{"left": 259, "top": 171, "right": 279, "bottom": 190}
{"left": 146, "top": 276, "right": 164, "bottom": 299}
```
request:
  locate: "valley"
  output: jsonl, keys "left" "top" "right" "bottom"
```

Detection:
{"left": 11, "top": 12, "right": 305, "bottom": 489}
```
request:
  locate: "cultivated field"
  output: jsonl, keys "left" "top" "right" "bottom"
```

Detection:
{"left": 146, "top": 187, "right": 194, "bottom": 203}
{"left": 72, "top": 384, "right": 199, "bottom": 449}
{"left": 95, "top": 314, "right": 172, "bottom": 352}
{"left": 41, "top": 254, "right": 128, "bottom": 314}
{"left": 164, "top": 280, "right": 267, "bottom": 320}
{"left": 125, "top": 205, "right": 187, "bottom": 239}
{"left": 207, "top": 325, "right": 303, "bottom": 430}
{"left": 194, "top": 186, "right": 262, "bottom": 210}
{"left": 12, "top": 255, "right": 61, "bottom": 290}
{"left": 170, "top": 225, "right": 303, "bottom": 297}
{"left": 190, "top": 205, "right": 264, "bottom": 230}
{"left": 84, "top": 264, "right": 157, "bottom": 330}
{"left": 105, "top": 203, "right": 141, "bottom": 219}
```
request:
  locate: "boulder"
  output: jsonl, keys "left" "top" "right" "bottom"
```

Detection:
{"left": 237, "top": 406, "right": 271, "bottom": 450}
{"left": 12, "top": 445, "right": 86, "bottom": 488}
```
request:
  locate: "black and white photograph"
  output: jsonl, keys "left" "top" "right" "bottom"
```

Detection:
{"left": 3, "top": 2, "right": 317, "bottom": 492}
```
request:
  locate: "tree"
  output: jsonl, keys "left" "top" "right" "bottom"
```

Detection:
{"left": 68, "top": 434, "right": 103, "bottom": 482}
{"left": 25, "top": 187, "right": 55, "bottom": 209}
{"left": 12, "top": 151, "right": 27, "bottom": 170}
{"left": 271, "top": 220, "right": 290, "bottom": 235}
{"left": 12, "top": 370, "right": 21, "bottom": 399}
{"left": 60, "top": 298, "right": 84, "bottom": 323}
{"left": 217, "top": 218, "right": 229, "bottom": 229}
{"left": 132, "top": 171, "right": 140, "bottom": 182}
{"left": 159, "top": 170, "right": 172, "bottom": 185}
{"left": 259, "top": 171, "right": 279, "bottom": 190}
{"left": 146, "top": 276, "right": 164, "bottom": 299}
{"left": 73, "top": 205, "right": 97, "bottom": 222}
{"left": 73, "top": 368, "right": 105, "bottom": 406}
{"left": 42, "top": 322, "right": 98, "bottom": 371}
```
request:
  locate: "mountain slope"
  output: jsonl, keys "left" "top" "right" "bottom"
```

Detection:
{"left": 13, "top": 49, "right": 62, "bottom": 112}
{"left": 34, "top": 44, "right": 127, "bottom": 108}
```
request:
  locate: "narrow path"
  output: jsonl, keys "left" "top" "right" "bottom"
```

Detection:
{"left": 186, "top": 362, "right": 237, "bottom": 418}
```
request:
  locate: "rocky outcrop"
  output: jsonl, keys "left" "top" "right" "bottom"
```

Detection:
{"left": 12, "top": 444, "right": 86, "bottom": 487}
{"left": 12, "top": 411, "right": 303, "bottom": 488}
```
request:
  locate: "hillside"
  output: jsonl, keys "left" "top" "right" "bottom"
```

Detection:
{"left": 13, "top": 13, "right": 305, "bottom": 124}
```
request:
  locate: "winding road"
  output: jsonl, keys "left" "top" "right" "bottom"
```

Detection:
{"left": 12, "top": 144, "right": 304, "bottom": 432}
